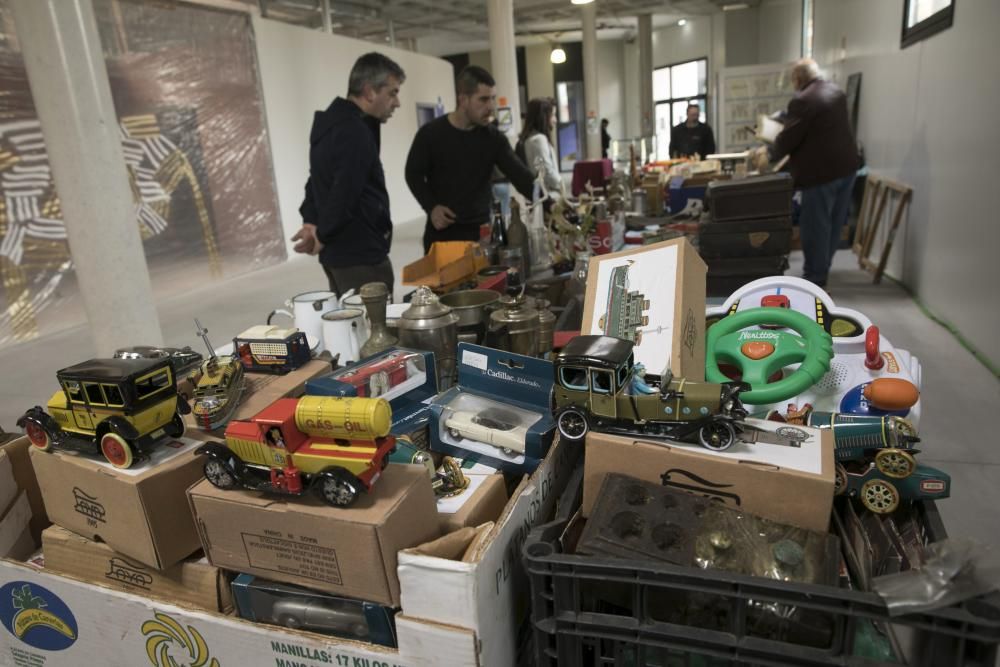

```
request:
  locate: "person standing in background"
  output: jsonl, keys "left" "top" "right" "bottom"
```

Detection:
{"left": 517, "top": 97, "right": 563, "bottom": 200}
{"left": 670, "top": 103, "right": 716, "bottom": 159}
{"left": 754, "top": 58, "right": 859, "bottom": 288}
{"left": 405, "top": 65, "right": 534, "bottom": 254}
{"left": 294, "top": 53, "right": 405, "bottom": 296}
{"left": 601, "top": 118, "right": 611, "bottom": 159}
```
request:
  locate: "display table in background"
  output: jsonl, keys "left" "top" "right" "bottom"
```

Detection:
{"left": 571, "top": 158, "right": 612, "bottom": 196}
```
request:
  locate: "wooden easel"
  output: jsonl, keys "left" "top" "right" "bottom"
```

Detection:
{"left": 852, "top": 174, "right": 912, "bottom": 284}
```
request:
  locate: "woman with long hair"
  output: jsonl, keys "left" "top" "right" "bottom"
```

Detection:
{"left": 517, "top": 97, "right": 563, "bottom": 198}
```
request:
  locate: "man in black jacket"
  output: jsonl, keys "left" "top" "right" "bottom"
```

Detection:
{"left": 761, "top": 58, "right": 859, "bottom": 287}
{"left": 670, "top": 104, "right": 716, "bottom": 159}
{"left": 405, "top": 66, "right": 535, "bottom": 254}
{"left": 294, "top": 53, "right": 405, "bottom": 295}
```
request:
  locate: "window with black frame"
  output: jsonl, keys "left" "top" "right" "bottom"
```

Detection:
{"left": 653, "top": 58, "right": 709, "bottom": 162}
{"left": 901, "top": 0, "right": 954, "bottom": 48}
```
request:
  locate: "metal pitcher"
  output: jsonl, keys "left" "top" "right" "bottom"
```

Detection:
{"left": 488, "top": 293, "right": 540, "bottom": 357}
{"left": 398, "top": 286, "right": 459, "bottom": 389}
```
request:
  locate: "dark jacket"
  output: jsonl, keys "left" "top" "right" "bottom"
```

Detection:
{"left": 299, "top": 97, "right": 391, "bottom": 268}
{"left": 404, "top": 115, "right": 534, "bottom": 229}
{"left": 670, "top": 121, "right": 716, "bottom": 159}
{"left": 772, "top": 78, "right": 859, "bottom": 188}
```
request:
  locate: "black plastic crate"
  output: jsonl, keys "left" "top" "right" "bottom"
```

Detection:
{"left": 524, "top": 500, "right": 1000, "bottom": 667}
{"left": 698, "top": 216, "right": 793, "bottom": 259}
{"left": 707, "top": 174, "right": 794, "bottom": 223}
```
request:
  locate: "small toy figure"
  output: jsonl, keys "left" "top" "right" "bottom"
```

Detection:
{"left": 630, "top": 363, "right": 658, "bottom": 395}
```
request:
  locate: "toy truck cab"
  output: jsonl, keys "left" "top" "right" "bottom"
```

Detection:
{"left": 18, "top": 357, "right": 187, "bottom": 468}
{"left": 196, "top": 396, "right": 396, "bottom": 507}
{"left": 553, "top": 335, "right": 748, "bottom": 451}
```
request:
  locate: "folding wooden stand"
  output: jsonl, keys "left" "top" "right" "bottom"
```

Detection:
{"left": 852, "top": 174, "right": 912, "bottom": 283}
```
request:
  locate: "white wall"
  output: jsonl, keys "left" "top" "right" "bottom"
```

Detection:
{"left": 651, "top": 15, "right": 713, "bottom": 69}
{"left": 813, "top": 0, "right": 1000, "bottom": 367}
{"left": 253, "top": 16, "right": 456, "bottom": 253}
{"left": 724, "top": 7, "right": 760, "bottom": 66}
{"left": 758, "top": 0, "right": 802, "bottom": 64}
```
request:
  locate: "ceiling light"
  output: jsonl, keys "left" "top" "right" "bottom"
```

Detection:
{"left": 677, "top": 18, "right": 687, "bottom": 26}
{"left": 571, "top": 0, "right": 594, "bottom": 5}
{"left": 723, "top": 3, "right": 751, "bottom": 10}
{"left": 550, "top": 46, "right": 567, "bottom": 64}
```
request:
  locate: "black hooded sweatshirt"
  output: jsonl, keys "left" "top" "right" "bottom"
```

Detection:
{"left": 299, "top": 97, "right": 392, "bottom": 268}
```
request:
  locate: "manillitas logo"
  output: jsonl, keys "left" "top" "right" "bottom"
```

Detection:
{"left": 0, "top": 582, "right": 78, "bottom": 651}
{"left": 141, "top": 611, "right": 220, "bottom": 667}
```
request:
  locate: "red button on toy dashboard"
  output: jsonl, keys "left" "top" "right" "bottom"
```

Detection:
{"left": 741, "top": 341, "right": 775, "bottom": 360}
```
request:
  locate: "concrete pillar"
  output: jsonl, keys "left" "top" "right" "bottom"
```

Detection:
{"left": 487, "top": 0, "right": 520, "bottom": 139}
{"left": 637, "top": 14, "right": 654, "bottom": 139}
{"left": 582, "top": 2, "right": 600, "bottom": 159}
{"left": 9, "top": 0, "right": 164, "bottom": 354}
{"left": 321, "top": 0, "right": 332, "bottom": 33}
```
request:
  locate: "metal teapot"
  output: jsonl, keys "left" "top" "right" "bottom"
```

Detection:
{"left": 397, "top": 286, "right": 459, "bottom": 389}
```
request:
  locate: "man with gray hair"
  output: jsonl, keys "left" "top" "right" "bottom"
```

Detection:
{"left": 757, "top": 58, "right": 858, "bottom": 288}
{"left": 295, "top": 52, "right": 405, "bottom": 296}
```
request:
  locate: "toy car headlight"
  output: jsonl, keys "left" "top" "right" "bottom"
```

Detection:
{"left": 201, "top": 396, "right": 220, "bottom": 409}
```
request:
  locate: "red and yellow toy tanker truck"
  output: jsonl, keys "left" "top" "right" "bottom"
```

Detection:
{"left": 194, "top": 395, "right": 396, "bottom": 507}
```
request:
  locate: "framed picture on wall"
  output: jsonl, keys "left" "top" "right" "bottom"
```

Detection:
{"left": 901, "top": 0, "right": 954, "bottom": 48}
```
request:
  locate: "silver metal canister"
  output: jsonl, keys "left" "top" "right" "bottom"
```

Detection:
{"left": 440, "top": 289, "right": 501, "bottom": 345}
{"left": 533, "top": 297, "right": 556, "bottom": 357}
{"left": 488, "top": 293, "right": 539, "bottom": 357}
{"left": 398, "top": 286, "right": 460, "bottom": 388}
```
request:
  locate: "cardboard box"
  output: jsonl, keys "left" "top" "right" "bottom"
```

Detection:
{"left": 0, "top": 492, "right": 32, "bottom": 560}
{"left": 188, "top": 464, "right": 439, "bottom": 607}
{"left": 583, "top": 421, "right": 835, "bottom": 532}
{"left": 29, "top": 437, "right": 206, "bottom": 569}
{"left": 41, "top": 525, "right": 231, "bottom": 613}
{"left": 0, "top": 557, "right": 442, "bottom": 666}
{"left": 0, "top": 434, "right": 578, "bottom": 667}
{"left": 0, "top": 437, "right": 48, "bottom": 545}
{"left": 437, "top": 473, "right": 508, "bottom": 534}
{"left": 185, "top": 358, "right": 331, "bottom": 433}
{"left": 0, "top": 450, "right": 17, "bottom": 515}
{"left": 398, "top": 436, "right": 581, "bottom": 667}
{"left": 581, "top": 237, "right": 707, "bottom": 380}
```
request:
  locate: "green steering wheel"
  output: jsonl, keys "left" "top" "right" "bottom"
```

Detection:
{"left": 706, "top": 307, "right": 834, "bottom": 405}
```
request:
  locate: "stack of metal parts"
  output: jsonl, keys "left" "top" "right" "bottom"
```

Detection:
{"left": 699, "top": 173, "right": 794, "bottom": 296}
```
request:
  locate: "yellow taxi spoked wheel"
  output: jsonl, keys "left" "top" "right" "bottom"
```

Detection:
{"left": 861, "top": 478, "right": 900, "bottom": 514}
{"left": 875, "top": 448, "right": 916, "bottom": 479}
{"left": 24, "top": 421, "right": 52, "bottom": 451}
{"left": 100, "top": 432, "right": 135, "bottom": 469}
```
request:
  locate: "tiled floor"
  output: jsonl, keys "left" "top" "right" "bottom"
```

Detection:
{"left": 2, "top": 225, "right": 997, "bottom": 551}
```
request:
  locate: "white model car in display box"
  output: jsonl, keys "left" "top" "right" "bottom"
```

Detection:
{"left": 444, "top": 408, "right": 529, "bottom": 456}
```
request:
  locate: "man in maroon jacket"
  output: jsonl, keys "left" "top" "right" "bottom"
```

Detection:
{"left": 759, "top": 59, "right": 859, "bottom": 287}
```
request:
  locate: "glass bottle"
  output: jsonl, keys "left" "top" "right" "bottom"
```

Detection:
{"left": 506, "top": 199, "right": 531, "bottom": 279}
{"left": 490, "top": 199, "right": 507, "bottom": 248}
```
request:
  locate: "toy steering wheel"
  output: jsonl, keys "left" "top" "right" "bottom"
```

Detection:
{"left": 706, "top": 307, "right": 834, "bottom": 405}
